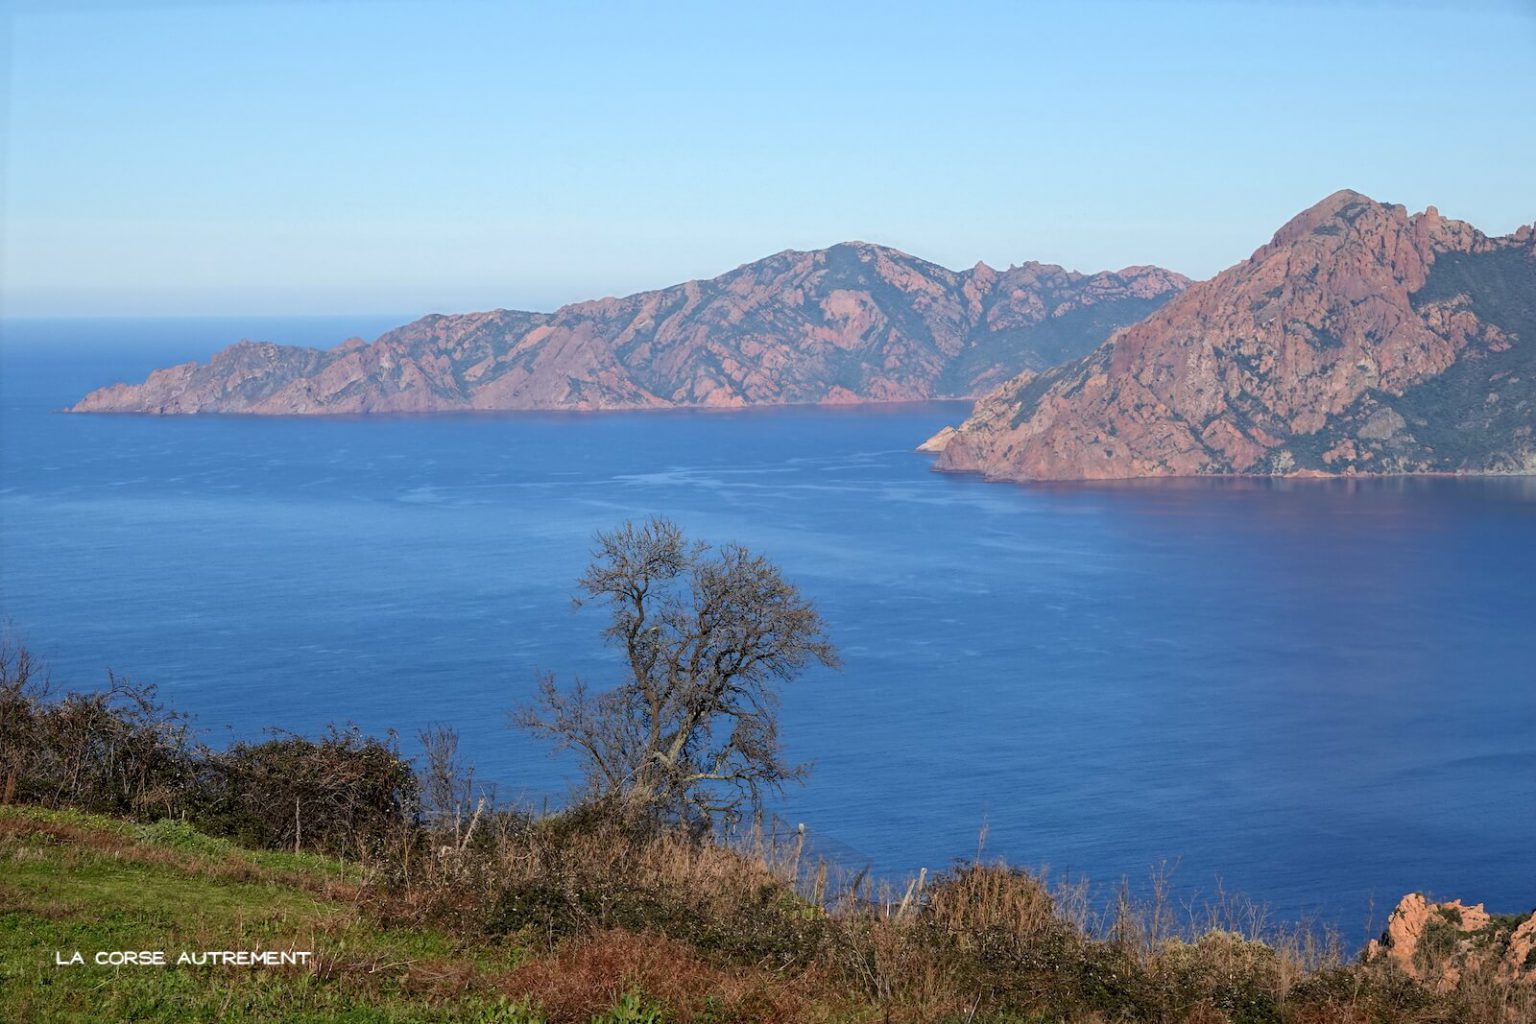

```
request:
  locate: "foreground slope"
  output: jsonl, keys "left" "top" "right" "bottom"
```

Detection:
{"left": 6, "top": 805, "right": 1535, "bottom": 1023}
{"left": 0, "top": 808, "right": 528, "bottom": 1023}
{"left": 70, "top": 245, "right": 1186, "bottom": 415}
{"left": 931, "top": 191, "right": 1536, "bottom": 480}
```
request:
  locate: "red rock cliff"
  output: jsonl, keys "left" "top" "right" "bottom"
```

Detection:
{"left": 932, "top": 191, "right": 1536, "bottom": 480}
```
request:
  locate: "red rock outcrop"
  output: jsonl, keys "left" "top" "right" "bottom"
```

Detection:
{"left": 70, "top": 245, "right": 1187, "bottom": 415}
{"left": 933, "top": 191, "right": 1536, "bottom": 480}
{"left": 1366, "top": 892, "right": 1536, "bottom": 990}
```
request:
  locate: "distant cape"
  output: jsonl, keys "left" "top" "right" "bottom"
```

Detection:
{"left": 69, "top": 244, "right": 1187, "bottom": 415}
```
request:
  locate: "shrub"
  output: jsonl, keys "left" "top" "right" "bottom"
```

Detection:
{"left": 1, "top": 642, "right": 197, "bottom": 818}
{"left": 198, "top": 725, "right": 417, "bottom": 858}
{"left": 482, "top": 808, "right": 825, "bottom": 969}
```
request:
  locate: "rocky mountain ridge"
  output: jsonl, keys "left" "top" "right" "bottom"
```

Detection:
{"left": 930, "top": 191, "right": 1536, "bottom": 480}
{"left": 70, "top": 245, "right": 1187, "bottom": 415}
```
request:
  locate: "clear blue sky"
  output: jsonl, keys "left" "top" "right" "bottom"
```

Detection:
{"left": 4, "top": 0, "right": 1533, "bottom": 317}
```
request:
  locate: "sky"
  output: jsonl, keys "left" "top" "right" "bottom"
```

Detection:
{"left": 3, "top": 0, "right": 1534, "bottom": 318}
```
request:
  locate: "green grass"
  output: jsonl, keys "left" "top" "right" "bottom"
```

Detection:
{"left": 0, "top": 806, "right": 540, "bottom": 1023}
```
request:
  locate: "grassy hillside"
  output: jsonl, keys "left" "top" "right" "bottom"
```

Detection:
{"left": 0, "top": 807, "right": 541, "bottom": 1024}
{"left": 8, "top": 804, "right": 1535, "bottom": 1024}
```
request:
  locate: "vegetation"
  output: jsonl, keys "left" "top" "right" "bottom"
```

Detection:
{"left": 8, "top": 653, "right": 1532, "bottom": 1023}
{"left": 1282, "top": 244, "right": 1536, "bottom": 475}
{"left": 3, "top": 521, "right": 1533, "bottom": 1021}
{"left": 517, "top": 517, "right": 838, "bottom": 829}
{"left": 7, "top": 790, "right": 1531, "bottom": 1023}
{"left": 0, "top": 804, "right": 534, "bottom": 1024}
{"left": 0, "top": 639, "right": 415, "bottom": 860}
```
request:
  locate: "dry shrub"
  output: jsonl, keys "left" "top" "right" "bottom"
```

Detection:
{"left": 1149, "top": 931, "right": 1282, "bottom": 1023}
{"left": 1283, "top": 964, "right": 1434, "bottom": 1024}
{"left": 927, "top": 863, "right": 1066, "bottom": 956}
{"left": 200, "top": 726, "right": 418, "bottom": 859}
{"left": 819, "top": 863, "right": 1118, "bottom": 1023}
{"left": 468, "top": 810, "right": 825, "bottom": 970}
{"left": 1, "top": 642, "right": 196, "bottom": 819}
{"left": 1, "top": 643, "right": 417, "bottom": 862}
{"left": 823, "top": 913, "right": 969, "bottom": 1022}
{"left": 1438, "top": 957, "right": 1536, "bottom": 1024}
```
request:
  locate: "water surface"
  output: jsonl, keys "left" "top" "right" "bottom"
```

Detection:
{"left": 3, "top": 316, "right": 1533, "bottom": 939}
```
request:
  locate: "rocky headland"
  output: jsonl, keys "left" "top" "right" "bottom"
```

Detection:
{"left": 929, "top": 191, "right": 1536, "bottom": 480}
{"left": 1367, "top": 892, "right": 1536, "bottom": 990}
{"left": 69, "top": 245, "right": 1186, "bottom": 415}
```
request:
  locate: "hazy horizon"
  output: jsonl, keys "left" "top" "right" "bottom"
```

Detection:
{"left": 5, "top": 0, "right": 1534, "bottom": 319}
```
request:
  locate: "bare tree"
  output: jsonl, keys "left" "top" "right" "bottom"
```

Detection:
{"left": 517, "top": 517, "right": 838, "bottom": 827}
{"left": 418, "top": 724, "right": 488, "bottom": 854}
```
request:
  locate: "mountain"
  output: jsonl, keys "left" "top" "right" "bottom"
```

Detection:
{"left": 929, "top": 191, "right": 1536, "bottom": 480}
{"left": 69, "top": 245, "right": 1187, "bottom": 415}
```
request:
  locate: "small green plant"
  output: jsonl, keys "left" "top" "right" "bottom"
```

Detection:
{"left": 591, "top": 991, "right": 664, "bottom": 1024}
{"left": 1413, "top": 917, "right": 1463, "bottom": 975}
{"left": 473, "top": 996, "right": 546, "bottom": 1023}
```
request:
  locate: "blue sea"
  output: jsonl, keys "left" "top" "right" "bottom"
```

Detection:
{"left": 3, "top": 316, "right": 1534, "bottom": 941}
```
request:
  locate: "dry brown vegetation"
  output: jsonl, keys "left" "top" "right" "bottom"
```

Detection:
{"left": 365, "top": 806, "right": 1534, "bottom": 1023}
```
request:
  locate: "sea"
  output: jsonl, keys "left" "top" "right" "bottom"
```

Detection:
{"left": 3, "top": 315, "right": 1533, "bottom": 942}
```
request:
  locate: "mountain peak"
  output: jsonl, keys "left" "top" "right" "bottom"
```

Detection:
{"left": 1316, "top": 187, "right": 1371, "bottom": 208}
{"left": 1299, "top": 188, "right": 1381, "bottom": 221}
{"left": 1261, "top": 189, "right": 1391, "bottom": 253}
{"left": 935, "top": 196, "right": 1534, "bottom": 481}
{"left": 825, "top": 239, "right": 907, "bottom": 260}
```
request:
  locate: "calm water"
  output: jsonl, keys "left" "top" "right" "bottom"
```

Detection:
{"left": 3, "top": 316, "right": 1534, "bottom": 940}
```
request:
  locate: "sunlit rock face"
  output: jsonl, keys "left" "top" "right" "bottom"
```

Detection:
{"left": 70, "top": 244, "right": 1186, "bottom": 415}
{"left": 934, "top": 192, "right": 1536, "bottom": 481}
{"left": 1366, "top": 892, "right": 1536, "bottom": 990}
